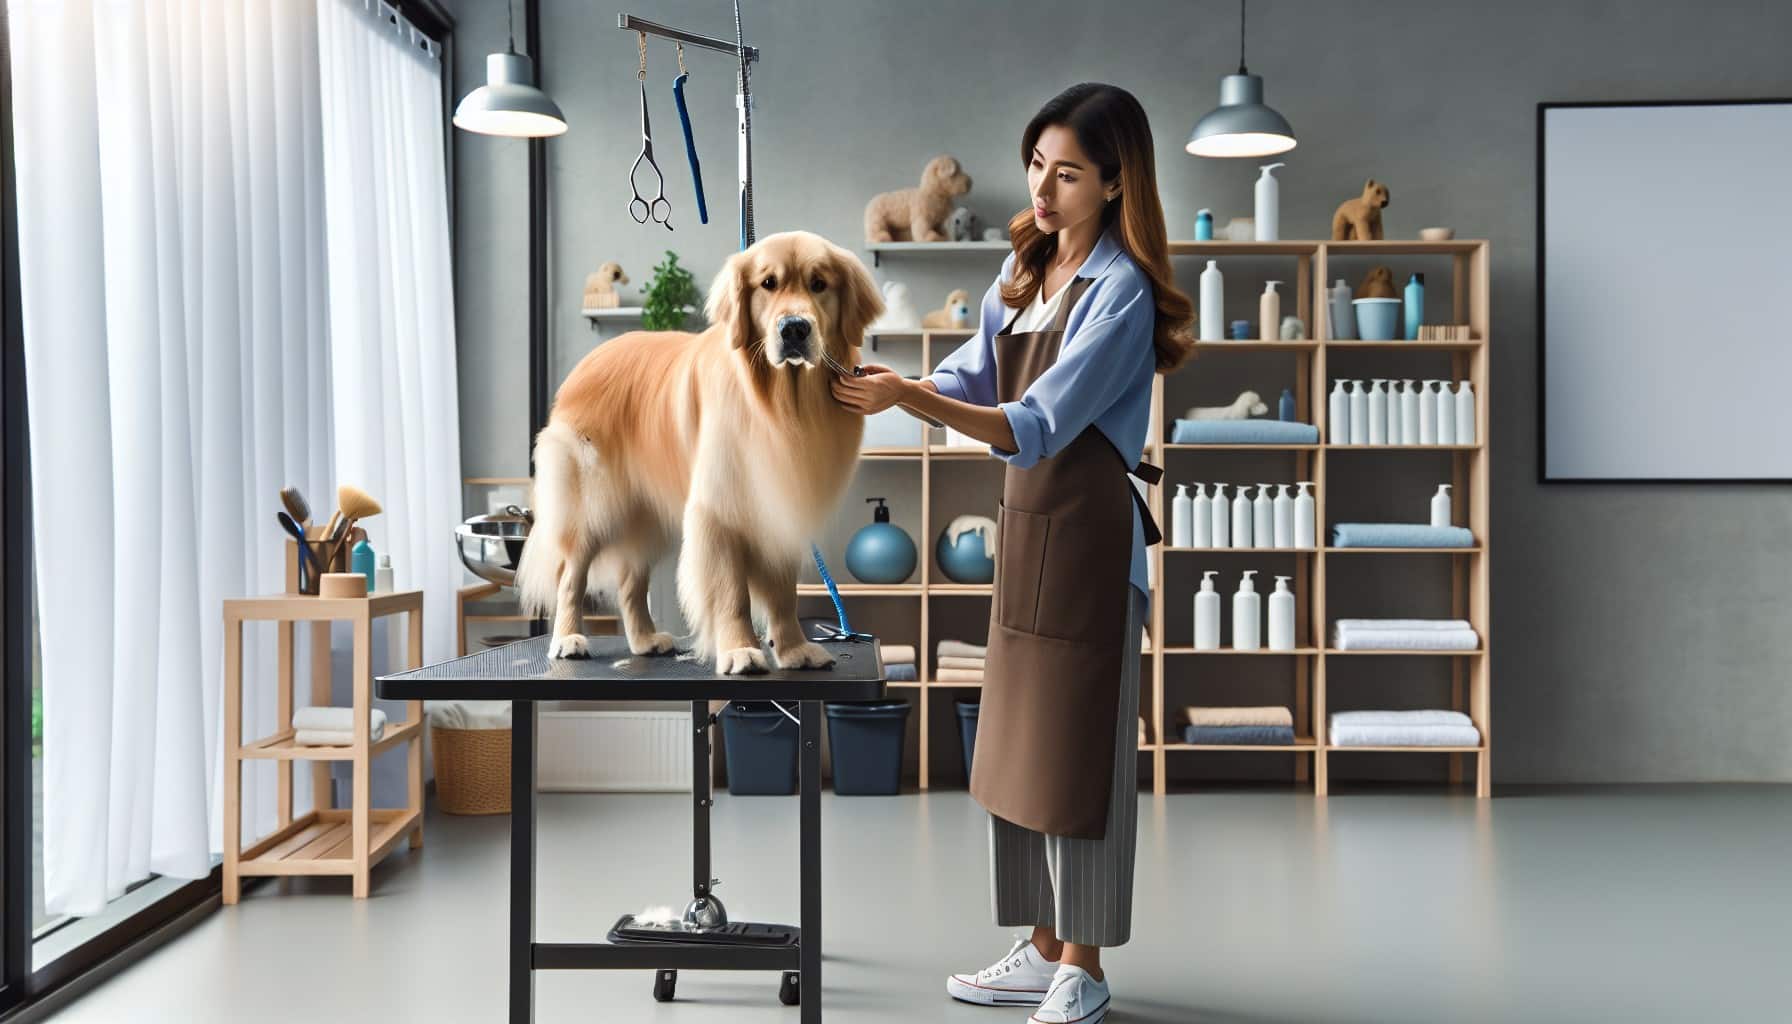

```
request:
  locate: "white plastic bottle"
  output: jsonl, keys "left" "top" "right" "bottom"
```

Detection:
{"left": 1348, "top": 380, "right": 1367, "bottom": 446}
{"left": 1268, "top": 576, "right": 1295, "bottom": 651}
{"left": 1399, "top": 379, "right": 1419, "bottom": 445}
{"left": 1419, "top": 380, "right": 1439, "bottom": 444}
{"left": 1294, "top": 482, "right": 1316, "bottom": 548}
{"left": 1259, "top": 281, "right": 1281, "bottom": 342}
{"left": 1211, "top": 483, "right": 1232, "bottom": 548}
{"left": 1368, "top": 379, "right": 1388, "bottom": 445}
{"left": 1431, "top": 483, "right": 1453, "bottom": 527}
{"left": 1252, "top": 484, "right": 1274, "bottom": 549}
{"left": 1437, "top": 379, "right": 1457, "bottom": 445}
{"left": 1192, "top": 483, "right": 1213, "bottom": 548}
{"left": 1254, "top": 162, "right": 1285, "bottom": 240}
{"left": 1387, "top": 380, "right": 1403, "bottom": 443}
{"left": 1273, "top": 484, "right": 1293, "bottom": 548}
{"left": 1328, "top": 278, "right": 1356, "bottom": 340}
{"left": 375, "top": 554, "right": 394, "bottom": 594}
{"left": 1454, "top": 380, "right": 1476, "bottom": 445}
{"left": 1231, "top": 483, "right": 1253, "bottom": 549}
{"left": 1194, "top": 570, "right": 1221, "bottom": 650}
{"left": 1329, "top": 379, "right": 1350, "bottom": 444}
{"left": 1199, "top": 260, "right": 1224, "bottom": 341}
{"left": 1232, "top": 570, "right": 1261, "bottom": 651}
{"left": 1171, "top": 483, "right": 1193, "bottom": 547}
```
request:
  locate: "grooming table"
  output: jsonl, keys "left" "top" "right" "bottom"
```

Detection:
{"left": 377, "top": 633, "right": 884, "bottom": 1023}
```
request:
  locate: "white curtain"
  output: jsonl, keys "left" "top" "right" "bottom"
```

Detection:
{"left": 8, "top": 0, "right": 459, "bottom": 917}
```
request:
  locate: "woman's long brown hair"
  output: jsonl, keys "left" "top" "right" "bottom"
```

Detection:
{"left": 1003, "top": 83, "right": 1197, "bottom": 373}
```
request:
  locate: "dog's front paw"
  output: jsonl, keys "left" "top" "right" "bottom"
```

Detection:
{"left": 773, "top": 640, "right": 836, "bottom": 670}
{"left": 716, "top": 646, "right": 769, "bottom": 675}
{"left": 629, "top": 631, "right": 680, "bottom": 656}
{"left": 547, "top": 633, "right": 590, "bottom": 659}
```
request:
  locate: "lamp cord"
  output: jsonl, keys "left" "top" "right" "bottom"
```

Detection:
{"left": 1237, "top": 0, "right": 1248, "bottom": 74}
{"left": 507, "top": 0, "right": 516, "bottom": 54}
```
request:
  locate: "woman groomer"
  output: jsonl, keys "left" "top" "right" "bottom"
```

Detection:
{"left": 833, "top": 83, "right": 1195, "bottom": 1024}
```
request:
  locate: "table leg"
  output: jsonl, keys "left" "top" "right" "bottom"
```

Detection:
{"left": 223, "top": 614, "right": 242, "bottom": 905}
{"left": 692, "top": 701, "right": 711, "bottom": 903}
{"left": 799, "top": 700, "right": 821, "bottom": 1024}
{"left": 511, "top": 699, "right": 537, "bottom": 1024}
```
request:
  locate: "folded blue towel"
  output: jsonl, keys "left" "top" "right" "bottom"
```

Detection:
{"left": 886, "top": 663, "right": 917, "bottom": 682}
{"left": 1183, "top": 724, "right": 1297, "bottom": 745}
{"left": 1332, "top": 523, "right": 1476, "bottom": 548}
{"left": 1171, "top": 419, "right": 1320, "bottom": 445}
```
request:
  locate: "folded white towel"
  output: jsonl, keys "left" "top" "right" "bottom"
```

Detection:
{"left": 1335, "top": 618, "right": 1473, "bottom": 633}
{"left": 426, "top": 701, "right": 512, "bottom": 730}
{"left": 293, "top": 706, "right": 387, "bottom": 734}
{"left": 878, "top": 644, "right": 916, "bottom": 665}
{"left": 294, "top": 724, "right": 385, "bottom": 746}
{"left": 1329, "top": 724, "right": 1481, "bottom": 746}
{"left": 1333, "top": 627, "right": 1479, "bottom": 651}
{"left": 934, "top": 668, "right": 985, "bottom": 682}
{"left": 938, "top": 655, "right": 986, "bottom": 670}
{"left": 936, "top": 640, "right": 986, "bottom": 659}
{"left": 1331, "top": 710, "right": 1473, "bottom": 728}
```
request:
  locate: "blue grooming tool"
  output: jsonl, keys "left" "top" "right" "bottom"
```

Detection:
{"left": 673, "top": 67, "right": 709, "bottom": 224}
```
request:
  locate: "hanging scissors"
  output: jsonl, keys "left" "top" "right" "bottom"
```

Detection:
{"left": 671, "top": 42, "right": 710, "bottom": 225}
{"left": 629, "top": 32, "right": 672, "bottom": 230}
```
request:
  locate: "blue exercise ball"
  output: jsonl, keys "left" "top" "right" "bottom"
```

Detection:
{"left": 845, "top": 498, "right": 916, "bottom": 584}
{"left": 936, "top": 516, "right": 996, "bottom": 584}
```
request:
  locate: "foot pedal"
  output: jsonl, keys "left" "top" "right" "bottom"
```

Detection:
{"left": 608, "top": 915, "right": 798, "bottom": 946}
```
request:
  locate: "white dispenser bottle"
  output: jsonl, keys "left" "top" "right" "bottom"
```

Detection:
{"left": 1329, "top": 379, "right": 1350, "bottom": 444}
{"left": 1252, "top": 484, "right": 1274, "bottom": 549}
{"left": 1387, "top": 380, "right": 1404, "bottom": 443}
{"left": 1259, "top": 281, "right": 1281, "bottom": 342}
{"left": 1368, "top": 379, "right": 1388, "bottom": 445}
{"left": 1171, "top": 483, "right": 1193, "bottom": 547}
{"left": 1194, "top": 570, "right": 1222, "bottom": 650}
{"left": 1211, "top": 483, "right": 1232, "bottom": 548}
{"left": 1199, "top": 260, "right": 1224, "bottom": 341}
{"left": 1232, "top": 570, "right": 1261, "bottom": 651}
{"left": 1419, "top": 380, "right": 1439, "bottom": 444}
{"left": 1192, "top": 483, "right": 1213, "bottom": 548}
{"left": 1230, "top": 483, "right": 1252, "bottom": 548}
{"left": 1436, "top": 379, "right": 1457, "bottom": 445}
{"left": 1399, "top": 379, "right": 1419, "bottom": 444}
{"left": 1328, "top": 279, "right": 1357, "bottom": 340}
{"left": 1431, "top": 483, "right": 1453, "bottom": 527}
{"left": 1348, "top": 380, "right": 1367, "bottom": 446}
{"left": 1268, "top": 576, "right": 1295, "bottom": 651}
{"left": 1273, "top": 484, "right": 1293, "bottom": 548}
{"left": 1254, "top": 162, "right": 1285, "bottom": 240}
{"left": 1454, "top": 380, "right": 1476, "bottom": 445}
{"left": 1294, "top": 481, "right": 1316, "bottom": 548}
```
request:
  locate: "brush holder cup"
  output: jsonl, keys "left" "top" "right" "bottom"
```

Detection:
{"left": 287, "top": 525, "right": 366, "bottom": 595}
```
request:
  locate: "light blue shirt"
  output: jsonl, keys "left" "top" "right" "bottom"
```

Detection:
{"left": 927, "top": 222, "right": 1157, "bottom": 604}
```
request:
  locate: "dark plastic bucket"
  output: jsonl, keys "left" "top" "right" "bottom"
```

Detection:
{"left": 824, "top": 699, "right": 911, "bottom": 795}
{"left": 955, "top": 699, "right": 981, "bottom": 784}
{"left": 720, "top": 702, "right": 799, "bottom": 795}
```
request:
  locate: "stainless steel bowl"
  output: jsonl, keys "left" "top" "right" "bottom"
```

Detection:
{"left": 456, "top": 505, "right": 532, "bottom": 585}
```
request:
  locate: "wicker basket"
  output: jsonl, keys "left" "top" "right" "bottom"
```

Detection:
{"left": 431, "top": 725, "right": 511, "bottom": 815}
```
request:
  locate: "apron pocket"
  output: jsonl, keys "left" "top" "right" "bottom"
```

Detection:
{"left": 994, "top": 502, "right": 1048, "bottom": 634}
{"left": 1034, "top": 517, "right": 1123, "bottom": 643}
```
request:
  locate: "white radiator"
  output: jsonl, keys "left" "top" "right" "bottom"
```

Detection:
{"left": 538, "top": 709, "right": 693, "bottom": 792}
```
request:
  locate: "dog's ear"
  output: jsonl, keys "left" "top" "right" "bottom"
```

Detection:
{"left": 831, "top": 245, "right": 885, "bottom": 351}
{"left": 706, "top": 250, "right": 757, "bottom": 350}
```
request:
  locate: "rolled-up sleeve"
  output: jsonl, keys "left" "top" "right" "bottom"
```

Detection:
{"left": 926, "top": 254, "right": 1014, "bottom": 405}
{"left": 991, "top": 279, "right": 1154, "bottom": 470}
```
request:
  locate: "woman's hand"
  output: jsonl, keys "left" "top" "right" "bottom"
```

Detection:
{"left": 831, "top": 363, "right": 911, "bottom": 415}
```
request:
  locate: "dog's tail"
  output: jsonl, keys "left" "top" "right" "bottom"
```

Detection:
{"left": 513, "top": 421, "right": 589, "bottom": 619}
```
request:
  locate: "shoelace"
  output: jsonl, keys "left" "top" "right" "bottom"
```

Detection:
{"left": 978, "top": 935, "right": 1033, "bottom": 982}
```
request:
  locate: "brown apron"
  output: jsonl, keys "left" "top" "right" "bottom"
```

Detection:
{"left": 969, "top": 275, "right": 1163, "bottom": 840}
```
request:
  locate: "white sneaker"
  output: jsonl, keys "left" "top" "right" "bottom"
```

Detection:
{"left": 1029, "top": 964, "right": 1110, "bottom": 1024}
{"left": 946, "top": 934, "right": 1060, "bottom": 1006}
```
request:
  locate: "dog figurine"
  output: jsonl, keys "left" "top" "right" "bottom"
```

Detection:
{"left": 582, "top": 262, "right": 628, "bottom": 309}
{"left": 863, "top": 155, "right": 973, "bottom": 243}
{"left": 921, "top": 289, "right": 973, "bottom": 329}
{"left": 1331, "top": 179, "right": 1390, "bottom": 241}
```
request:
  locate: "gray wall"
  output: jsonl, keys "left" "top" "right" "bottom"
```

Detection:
{"left": 450, "top": 0, "right": 1792, "bottom": 784}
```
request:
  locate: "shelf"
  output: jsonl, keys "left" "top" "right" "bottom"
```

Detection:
{"left": 865, "top": 240, "right": 1010, "bottom": 266}
{"left": 1324, "top": 648, "right": 1482, "bottom": 656}
{"left": 866, "top": 329, "right": 974, "bottom": 341}
{"left": 1327, "top": 444, "right": 1481, "bottom": 451}
{"left": 1318, "top": 239, "right": 1486, "bottom": 255}
{"left": 860, "top": 446, "right": 925, "bottom": 459}
{"left": 928, "top": 445, "right": 996, "bottom": 459}
{"left": 237, "top": 808, "right": 422, "bottom": 877}
{"left": 1324, "top": 339, "right": 1482, "bottom": 350}
{"left": 1163, "top": 646, "right": 1319, "bottom": 656}
{"left": 1163, "top": 737, "right": 1319, "bottom": 751}
{"left": 885, "top": 680, "right": 923, "bottom": 689}
{"left": 1167, "top": 241, "right": 1320, "bottom": 256}
{"left": 1325, "top": 743, "right": 1486, "bottom": 753}
{"left": 929, "top": 583, "right": 993, "bottom": 596}
{"left": 580, "top": 306, "right": 696, "bottom": 328}
{"left": 1192, "top": 339, "right": 1319, "bottom": 351}
{"left": 1163, "top": 443, "right": 1321, "bottom": 452}
{"left": 1164, "top": 546, "right": 1318, "bottom": 554}
{"left": 1324, "top": 546, "right": 1481, "bottom": 554}
{"left": 239, "top": 718, "right": 424, "bottom": 761}
{"left": 795, "top": 583, "right": 922, "bottom": 596}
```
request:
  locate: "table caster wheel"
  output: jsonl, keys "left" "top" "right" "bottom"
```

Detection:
{"left": 778, "top": 970, "right": 800, "bottom": 1006}
{"left": 654, "top": 969, "right": 677, "bottom": 1002}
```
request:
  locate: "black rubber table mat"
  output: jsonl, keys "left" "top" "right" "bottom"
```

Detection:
{"left": 607, "top": 915, "right": 799, "bottom": 946}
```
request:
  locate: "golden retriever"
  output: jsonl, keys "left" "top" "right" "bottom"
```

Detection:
{"left": 513, "top": 231, "right": 884, "bottom": 673}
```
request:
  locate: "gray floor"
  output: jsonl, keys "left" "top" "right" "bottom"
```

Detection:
{"left": 47, "top": 783, "right": 1792, "bottom": 1023}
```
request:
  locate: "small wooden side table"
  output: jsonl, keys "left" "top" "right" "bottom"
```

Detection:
{"left": 222, "top": 589, "right": 425, "bottom": 902}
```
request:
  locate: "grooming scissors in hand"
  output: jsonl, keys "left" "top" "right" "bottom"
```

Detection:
{"left": 629, "top": 32, "right": 672, "bottom": 229}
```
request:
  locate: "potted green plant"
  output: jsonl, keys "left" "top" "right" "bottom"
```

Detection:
{"left": 640, "top": 250, "right": 700, "bottom": 331}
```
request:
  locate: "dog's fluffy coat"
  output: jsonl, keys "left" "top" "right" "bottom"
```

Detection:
{"left": 513, "top": 231, "right": 884, "bottom": 673}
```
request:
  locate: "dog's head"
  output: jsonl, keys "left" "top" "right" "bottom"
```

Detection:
{"left": 599, "top": 260, "right": 628, "bottom": 285}
{"left": 923, "top": 155, "right": 973, "bottom": 198}
{"left": 706, "top": 231, "right": 884, "bottom": 372}
{"left": 1363, "top": 178, "right": 1389, "bottom": 208}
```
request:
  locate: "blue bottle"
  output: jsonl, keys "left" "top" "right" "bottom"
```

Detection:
{"left": 844, "top": 498, "right": 917, "bottom": 584}
{"left": 1403, "top": 272, "right": 1425, "bottom": 340}
{"left": 1194, "top": 208, "right": 1213, "bottom": 241}
{"left": 351, "top": 538, "right": 376, "bottom": 594}
{"left": 1278, "top": 388, "right": 1296, "bottom": 422}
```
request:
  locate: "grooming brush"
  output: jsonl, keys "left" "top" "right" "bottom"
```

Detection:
{"left": 277, "top": 512, "right": 318, "bottom": 591}
{"left": 280, "top": 486, "right": 311, "bottom": 528}
{"left": 323, "top": 485, "right": 383, "bottom": 569}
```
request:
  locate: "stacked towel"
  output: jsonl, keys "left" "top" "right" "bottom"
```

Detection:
{"left": 937, "top": 640, "right": 986, "bottom": 659}
{"left": 887, "top": 664, "right": 918, "bottom": 682}
{"left": 935, "top": 639, "right": 986, "bottom": 682}
{"left": 879, "top": 643, "right": 916, "bottom": 665}
{"left": 1329, "top": 710, "right": 1480, "bottom": 747}
{"left": 1171, "top": 419, "right": 1320, "bottom": 445}
{"left": 1333, "top": 618, "right": 1479, "bottom": 651}
{"left": 292, "top": 706, "right": 387, "bottom": 746}
{"left": 1331, "top": 523, "right": 1475, "bottom": 548}
{"left": 1183, "top": 705, "right": 1293, "bottom": 728}
{"left": 1184, "top": 725, "right": 1297, "bottom": 745}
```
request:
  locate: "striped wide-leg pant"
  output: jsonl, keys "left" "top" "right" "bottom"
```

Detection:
{"left": 986, "top": 585, "right": 1146, "bottom": 948}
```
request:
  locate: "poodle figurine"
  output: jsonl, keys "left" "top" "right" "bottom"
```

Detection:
{"left": 864, "top": 155, "right": 973, "bottom": 243}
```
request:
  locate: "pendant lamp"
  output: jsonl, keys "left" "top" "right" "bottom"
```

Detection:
{"left": 1186, "top": 0, "right": 1295, "bottom": 158}
{"left": 454, "top": 0, "right": 567, "bottom": 138}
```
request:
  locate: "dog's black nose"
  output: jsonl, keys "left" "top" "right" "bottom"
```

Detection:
{"left": 778, "top": 316, "right": 812, "bottom": 345}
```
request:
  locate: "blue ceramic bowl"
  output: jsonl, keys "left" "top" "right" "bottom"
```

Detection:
{"left": 1352, "top": 298, "right": 1401, "bottom": 341}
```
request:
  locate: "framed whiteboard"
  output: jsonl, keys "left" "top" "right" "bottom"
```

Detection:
{"left": 1537, "top": 99, "right": 1792, "bottom": 483}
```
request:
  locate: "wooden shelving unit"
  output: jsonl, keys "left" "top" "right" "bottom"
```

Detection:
{"left": 834, "top": 240, "right": 1490, "bottom": 795}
